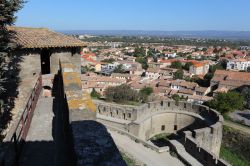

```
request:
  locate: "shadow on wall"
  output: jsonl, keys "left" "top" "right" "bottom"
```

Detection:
{"left": 150, "top": 119, "right": 206, "bottom": 147}
{"left": 70, "top": 120, "right": 126, "bottom": 166}
{"left": 176, "top": 119, "right": 207, "bottom": 137}
{"left": 55, "top": 72, "right": 126, "bottom": 166}
{"left": 1, "top": 58, "right": 126, "bottom": 165}
{"left": 1, "top": 121, "right": 126, "bottom": 166}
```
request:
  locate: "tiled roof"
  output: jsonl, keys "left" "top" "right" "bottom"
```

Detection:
{"left": 8, "top": 26, "right": 86, "bottom": 48}
{"left": 171, "top": 80, "right": 197, "bottom": 89}
{"left": 81, "top": 75, "right": 125, "bottom": 83}
{"left": 158, "top": 79, "right": 171, "bottom": 87}
{"left": 188, "top": 95, "right": 213, "bottom": 101}
{"left": 211, "top": 70, "right": 250, "bottom": 88}
{"left": 195, "top": 86, "right": 208, "bottom": 93}
{"left": 147, "top": 67, "right": 160, "bottom": 73}
{"left": 111, "top": 73, "right": 135, "bottom": 78}
{"left": 213, "top": 70, "right": 250, "bottom": 82}
{"left": 153, "top": 87, "right": 167, "bottom": 93}
{"left": 178, "top": 89, "right": 194, "bottom": 95}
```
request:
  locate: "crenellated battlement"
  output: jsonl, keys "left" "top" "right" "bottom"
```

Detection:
{"left": 95, "top": 100, "right": 228, "bottom": 166}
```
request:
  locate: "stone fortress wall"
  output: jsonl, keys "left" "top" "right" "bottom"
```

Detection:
{"left": 95, "top": 100, "right": 228, "bottom": 166}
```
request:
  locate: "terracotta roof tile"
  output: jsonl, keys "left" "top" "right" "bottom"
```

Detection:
{"left": 212, "top": 70, "right": 250, "bottom": 88}
{"left": 178, "top": 89, "right": 194, "bottom": 95}
{"left": 8, "top": 26, "right": 86, "bottom": 48}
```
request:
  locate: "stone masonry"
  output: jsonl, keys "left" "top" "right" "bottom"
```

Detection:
{"left": 95, "top": 100, "right": 225, "bottom": 165}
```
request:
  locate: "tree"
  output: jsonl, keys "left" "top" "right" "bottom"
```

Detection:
{"left": 113, "top": 64, "right": 125, "bottom": 73}
{"left": 247, "top": 66, "right": 250, "bottom": 72}
{"left": 0, "top": 0, "right": 25, "bottom": 95}
{"left": 172, "top": 94, "right": 180, "bottom": 105}
{"left": 214, "top": 55, "right": 219, "bottom": 61}
{"left": 139, "top": 87, "right": 153, "bottom": 102}
{"left": 183, "top": 62, "right": 193, "bottom": 71}
{"left": 220, "top": 59, "right": 228, "bottom": 69}
{"left": 173, "top": 69, "right": 184, "bottom": 80}
{"left": 202, "top": 72, "right": 214, "bottom": 87}
{"left": 213, "top": 48, "right": 220, "bottom": 53}
{"left": 105, "top": 84, "right": 139, "bottom": 103}
{"left": 170, "top": 61, "right": 182, "bottom": 69}
{"left": 134, "top": 47, "right": 146, "bottom": 57}
{"left": 81, "top": 66, "right": 95, "bottom": 74}
{"left": 90, "top": 88, "right": 101, "bottom": 99}
{"left": 140, "top": 87, "right": 153, "bottom": 96}
{"left": 187, "top": 55, "right": 193, "bottom": 60}
{"left": 153, "top": 55, "right": 158, "bottom": 62}
{"left": 202, "top": 48, "right": 207, "bottom": 52}
{"left": 105, "top": 85, "right": 153, "bottom": 104}
{"left": 207, "top": 91, "right": 244, "bottom": 114}
{"left": 209, "top": 59, "right": 228, "bottom": 74}
{"left": 135, "top": 57, "right": 148, "bottom": 70}
{"left": 101, "top": 58, "right": 115, "bottom": 63}
{"left": 240, "top": 87, "right": 250, "bottom": 109}
{"left": 147, "top": 48, "right": 154, "bottom": 57}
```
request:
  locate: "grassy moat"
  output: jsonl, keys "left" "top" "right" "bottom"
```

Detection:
{"left": 220, "top": 126, "right": 250, "bottom": 166}
{"left": 220, "top": 146, "right": 250, "bottom": 166}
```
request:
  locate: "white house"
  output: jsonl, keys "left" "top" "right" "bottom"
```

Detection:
{"left": 165, "top": 52, "right": 177, "bottom": 58}
{"left": 226, "top": 58, "right": 250, "bottom": 71}
{"left": 145, "top": 68, "right": 161, "bottom": 79}
{"left": 189, "top": 62, "right": 209, "bottom": 75}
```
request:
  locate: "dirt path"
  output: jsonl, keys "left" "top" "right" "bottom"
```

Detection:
{"left": 224, "top": 120, "right": 250, "bottom": 134}
{"left": 109, "top": 130, "right": 184, "bottom": 166}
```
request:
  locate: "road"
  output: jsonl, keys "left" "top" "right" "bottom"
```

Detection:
{"left": 109, "top": 130, "right": 184, "bottom": 166}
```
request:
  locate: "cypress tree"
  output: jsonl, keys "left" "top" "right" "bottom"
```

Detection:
{"left": 0, "top": 0, "right": 24, "bottom": 94}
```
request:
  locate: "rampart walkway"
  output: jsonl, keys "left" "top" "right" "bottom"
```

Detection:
{"left": 19, "top": 95, "right": 69, "bottom": 166}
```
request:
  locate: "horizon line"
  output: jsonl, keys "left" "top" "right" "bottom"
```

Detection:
{"left": 56, "top": 29, "right": 250, "bottom": 32}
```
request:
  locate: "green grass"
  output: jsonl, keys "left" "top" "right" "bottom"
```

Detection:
{"left": 220, "top": 146, "right": 250, "bottom": 166}
{"left": 95, "top": 98, "right": 142, "bottom": 106}
{"left": 121, "top": 152, "right": 137, "bottom": 166}
{"left": 121, "top": 101, "right": 142, "bottom": 106}
{"left": 114, "top": 100, "right": 142, "bottom": 106}
{"left": 150, "top": 133, "right": 171, "bottom": 141}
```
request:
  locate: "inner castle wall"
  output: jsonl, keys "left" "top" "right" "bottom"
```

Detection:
{"left": 94, "top": 100, "right": 223, "bottom": 158}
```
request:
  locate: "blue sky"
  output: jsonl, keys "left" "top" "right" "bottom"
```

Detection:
{"left": 15, "top": 0, "right": 250, "bottom": 31}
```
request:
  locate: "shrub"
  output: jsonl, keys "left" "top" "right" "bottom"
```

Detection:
{"left": 105, "top": 85, "right": 153, "bottom": 104}
{"left": 170, "top": 61, "right": 182, "bottom": 69}
{"left": 90, "top": 88, "right": 101, "bottom": 99}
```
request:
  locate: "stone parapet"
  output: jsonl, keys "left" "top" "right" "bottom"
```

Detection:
{"left": 59, "top": 62, "right": 124, "bottom": 166}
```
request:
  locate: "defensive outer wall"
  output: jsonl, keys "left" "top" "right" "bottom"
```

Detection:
{"left": 95, "top": 100, "right": 230, "bottom": 166}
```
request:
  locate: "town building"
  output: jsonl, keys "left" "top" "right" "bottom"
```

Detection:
{"left": 226, "top": 58, "right": 250, "bottom": 71}
{"left": 211, "top": 70, "right": 250, "bottom": 90}
{"left": 81, "top": 74, "right": 126, "bottom": 94}
{"left": 189, "top": 61, "right": 209, "bottom": 75}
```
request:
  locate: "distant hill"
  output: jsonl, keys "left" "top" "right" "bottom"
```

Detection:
{"left": 59, "top": 30, "right": 250, "bottom": 40}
